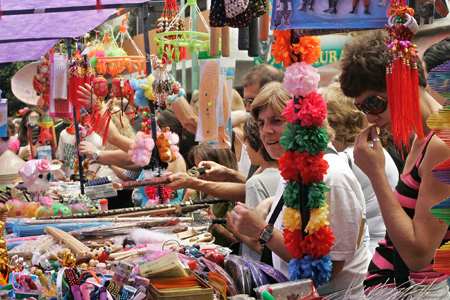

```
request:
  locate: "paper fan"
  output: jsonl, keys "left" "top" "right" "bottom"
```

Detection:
{"left": 427, "top": 108, "right": 450, "bottom": 148}
{"left": 427, "top": 60, "right": 450, "bottom": 102}
{"left": 11, "top": 62, "right": 41, "bottom": 106}
{"left": 434, "top": 241, "right": 450, "bottom": 275}
{"left": 432, "top": 159, "right": 450, "bottom": 184}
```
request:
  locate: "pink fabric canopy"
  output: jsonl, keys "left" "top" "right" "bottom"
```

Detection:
{"left": 0, "top": 0, "right": 150, "bottom": 63}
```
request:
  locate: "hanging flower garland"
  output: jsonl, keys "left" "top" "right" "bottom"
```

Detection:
{"left": 271, "top": 30, "right": 322, "bottom": 69}
{"left": 276, "top": 34, "right": 334, "bottom": 287}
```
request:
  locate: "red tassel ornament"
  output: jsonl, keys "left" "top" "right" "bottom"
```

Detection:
{"left": 386, "top": 3, "right": 423, "bottom": 150}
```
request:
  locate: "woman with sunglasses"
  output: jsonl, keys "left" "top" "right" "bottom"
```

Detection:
{"left": 340, "top": 30, "right": 450, "bottom": 298}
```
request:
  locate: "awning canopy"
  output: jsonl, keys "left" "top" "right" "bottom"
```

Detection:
{"left": 0, "top": 0, "right": 151, "bottom": 63}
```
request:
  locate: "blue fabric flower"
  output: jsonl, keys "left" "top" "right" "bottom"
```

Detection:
{"left": 288, "top": 255, "right": 332, "bottom": 287}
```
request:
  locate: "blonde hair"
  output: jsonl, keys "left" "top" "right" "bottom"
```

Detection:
{"left": 108, "top": 106, "right": 136, "bottom": 150}
{"left": 251, "top": 82, "right": 291, "bottom": 120}
{"left": 322, "top": 82, "right": 368, "bottom": 146}
{"left": 231, "top": 90, "right": 245, "bottom": 111}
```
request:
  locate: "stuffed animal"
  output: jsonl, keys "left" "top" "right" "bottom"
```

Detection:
{"left": 128, "top": 131, "right": 155, "bottom": 167}
{"left": 18, "top": 159, "right": 51, "bottom": 202}
{"left": 155, "top": 134, "right": 176, "bottom": 163}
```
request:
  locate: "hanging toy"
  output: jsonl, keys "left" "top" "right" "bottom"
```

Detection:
{"left": 92, "top": 75, "right": 109, "bottom": 102}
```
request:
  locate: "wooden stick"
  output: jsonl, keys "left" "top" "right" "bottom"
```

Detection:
{"left": 258, "top": 0, "right": 270, "bottom": 42}
{"left": 221, "top": 27, "right": 230, "bottom": 57}
{"left": 45, "top": 226, "right": 90, "bottom": 254}
{"left": 210, "top": 27, "right": 220, "bottom": 57}
{"left": 37, "top": 198, "right": 229, "bottom": 220}
{"left": 113, "top": 177, "right": 170, "bottom": 190}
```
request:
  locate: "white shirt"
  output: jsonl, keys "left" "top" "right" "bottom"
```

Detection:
{"left": 267, "top": 146, "right": 371, "bottom": 299}
{"left": 57, "top": 129, "right": 102, "bottom": 177}
{"left": 338, "top": 146, "right": 399, "bottom": 255}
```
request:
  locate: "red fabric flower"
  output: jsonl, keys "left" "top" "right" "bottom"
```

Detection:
{"left": 284, "top": 228, "right": 304, "bottom": 259}
{"left": 282, "top": 98, "right": 298, "bottom": 124}
{"left": 279, "top": 151, "right": 301, "bottom": 182}
{"left": 298, "top": 91, "right": 328, "bottom": 127}
{"left": 282, "top": 92, "right": 327, "bottom": 126}
{"left": 300, "top": 226, "right": 335, "bottom": 258}
{"left": 298, "top": 152, "right": 329, "bottom": 184}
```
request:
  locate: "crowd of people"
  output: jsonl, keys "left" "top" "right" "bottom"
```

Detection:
{"left": 2, "top": 30, "right": 450, "bottom": 298}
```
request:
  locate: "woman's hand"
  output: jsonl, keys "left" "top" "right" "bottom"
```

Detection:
{"left": 228, "top": 202, "right": 267, "bottom": 241}
{"left": 198, "top": 161, "right": 231, "bottom": 181}
{"left": 18, "top": 145, "right": 31, "bottom": 160}
{"left": 354, "top": 125, "right": 386, "bottom": 179}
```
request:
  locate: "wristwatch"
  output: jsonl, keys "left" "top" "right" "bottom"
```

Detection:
{"left": 92, "top": 150, "right": 101, "bottom": 160}
{"left": 259, "top": 224, "right": 274, "bottom": 246}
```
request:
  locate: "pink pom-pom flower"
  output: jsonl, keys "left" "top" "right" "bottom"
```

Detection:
{"left": 283, "top": 61, "right": 320, "bottom": 97}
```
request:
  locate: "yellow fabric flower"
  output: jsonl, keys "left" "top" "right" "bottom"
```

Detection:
{"left": 283, "top": 207, "right": 302, "bottom": 232}
{"left": 305, "top": 203, "right": 330, "bottom": 234}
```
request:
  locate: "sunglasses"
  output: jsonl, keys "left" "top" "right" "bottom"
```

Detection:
{"left": 354, "top": 95, "right": 389, "bottom": 115}
{"left": 243, "top": 98, "right": 254, "bottom": 106}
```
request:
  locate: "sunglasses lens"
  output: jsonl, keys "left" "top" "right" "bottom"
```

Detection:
{"left": 359, "top": 96, "right": 388, "bottom": 114}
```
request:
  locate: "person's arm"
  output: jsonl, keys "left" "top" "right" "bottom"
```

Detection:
{"left": 170, "top": 96, "right": 198, "bottom": 134}
{"left": 199, "top": 161, "right": 247, "bottom": 183}
{"left": 230, "top": 110, "right": 247, "bottom": 128}
{"left": 354, "top": 126, "right": 450, "bottom": 271}
{"left": 229, "top": 202, "right": 345, "bottom": 279}
{"left": 161, "top": 172, "right": 246, "bottom": 202}
{"left": 110, "top": 165, "right": 130, "bottom": 181}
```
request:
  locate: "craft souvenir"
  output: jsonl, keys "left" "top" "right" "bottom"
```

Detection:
{"left": 385, "top": 0, "right": 423, "bottom": 149}
{"left": 24, "top": 202, "right": 40, "bottom": 217}
{"left": 93, "top": 75, "right": 109, "bottom": 102}
{"left": 18, "top": 159, "right": 51, "bottom": 202}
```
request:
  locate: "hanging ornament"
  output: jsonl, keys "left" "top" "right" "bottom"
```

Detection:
{"left": 92, "top": 75, "right": 108, "bottom": 102}
{"left": 385, "top": 1, "right": 423, "bottom": 150}
{"left": 111, "top": 76, "right": 131, "bottom": 100}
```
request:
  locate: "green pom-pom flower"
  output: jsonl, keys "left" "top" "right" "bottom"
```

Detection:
{"left": 283, "top": 181, "right": 304, "bottom": 210}
{"left": 307, "top": 181, "right": 330, "bottom": 209}
{"left": 281, "top": 123, "right": 300, "bottom": 151}
{"left": 295, "top": 126, "right": 329, "bottom": 155}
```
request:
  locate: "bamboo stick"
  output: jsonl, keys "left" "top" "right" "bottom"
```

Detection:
{"left": 44, "top": 226, "right": 90, "bottom": 254}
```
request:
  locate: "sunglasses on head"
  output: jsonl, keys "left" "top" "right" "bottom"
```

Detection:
{"left": 354, "top": 95, "right": 388, "bottom": 115}
{"left": 243, "top": 98, "right": 254, "bottom": 106}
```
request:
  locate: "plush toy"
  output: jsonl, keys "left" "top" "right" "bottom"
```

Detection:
{"left": 18, "top": 159, "right": 51, "bottom": 202}
{"left": 128, "top": 131, "right": 155, "bottom": 167}
{"left": 155, "top": 134, "right": 176, "bottom": 163}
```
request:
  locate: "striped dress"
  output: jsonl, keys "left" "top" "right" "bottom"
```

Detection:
{"left": 365, "top": 132, "right": 450, "bottom": 288}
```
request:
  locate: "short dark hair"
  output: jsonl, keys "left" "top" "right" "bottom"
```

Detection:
{"left": 243, "top": 118, "right": 276, "bottom": 162}
{"left": 242, "top": 64, "right": 284, "bottom": 90}
{"left": 423, "top": 36, "right": 450, "bottom": 73}
{"left": 339, "top": 30, "right": 427, "bottom": 98}
{"left": 188, "top": 144, "right": 238, "bottom": 171}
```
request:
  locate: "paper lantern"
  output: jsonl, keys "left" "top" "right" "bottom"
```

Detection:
{"left": 93, "top": 75, "right": 108, "bottom": 101}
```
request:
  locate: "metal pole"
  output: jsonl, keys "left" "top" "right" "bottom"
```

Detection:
{"left": 66, "top": 38, "right": 85, "bottom": 195}
{"left": 190, "top": 0, "right": 199, "bottom": 92}
{"left": 181, "top": 0, "right": 187, "bottom": 91}
{"left": 141, "top": 2, "right": 163, "bottom": 201}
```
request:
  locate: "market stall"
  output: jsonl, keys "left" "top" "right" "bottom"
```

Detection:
{"left": 2, "top": 0, "right": 450, "bottom": 298}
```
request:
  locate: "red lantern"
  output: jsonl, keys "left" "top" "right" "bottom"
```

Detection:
{"left": 111, "top": 76, "right": 129, "bottom": 99}
{"left": 92, "top": 75, "right": 108, "bottom": 102}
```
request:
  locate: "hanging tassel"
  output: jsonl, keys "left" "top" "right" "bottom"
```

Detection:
{"left": 411, "top": 60, "right": 424, "bottom": 141}
{"left": 96, "top": 0, "right": 103, "bottom": 12}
